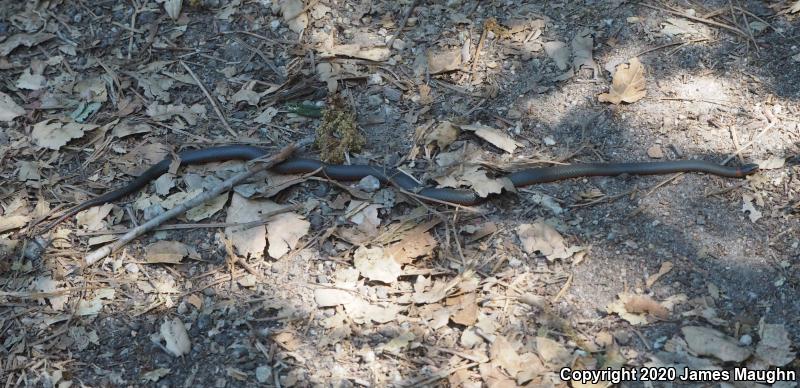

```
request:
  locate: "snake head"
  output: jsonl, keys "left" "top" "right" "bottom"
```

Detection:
{"left": 739, "top": 163, "right": 760, "bottom": 176}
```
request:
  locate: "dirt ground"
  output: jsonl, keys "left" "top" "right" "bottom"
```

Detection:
{"left": 1, "top": 0, "right": 799, "bottom": 387}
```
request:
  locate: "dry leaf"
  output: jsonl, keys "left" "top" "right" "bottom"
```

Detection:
{"left": 517, "top": 221, "right": 577, "bottom": 261}
{"left": 160, "top": 318, "right": 191, "bottom": 357}
{"left": 536, "top": 336, "right": 573, "bottom": 369}
{"left": 146, "top": 103, "right": 207, "bottom": 125}
{"left": 460, "top": 123, "right": 521, "bottom": 154}
{"left": 490, "top": 335, "right": 522, "bottom": 376}
{"left": 145, "top": 240, "right": 191, "bottom": 264}
{"left": 598, "top": 57, "right": 646, "bottom": 104}
{"left": 314, "top": 288, "right": 356, "bottom": 307}
{"left": 0, "top": 32, "right": 54, "bottom": 56}
{"left": 75, "top": 203, "right": 114, "bottom": 231}
{"left": 681, "top": 326, "right": 752, "bottom": 362}
{"left": 266, "top": 212, "right": 309, "bottom": 259}
{"left": 544, "top": 41, "right": 569, "bottom": 70}
{"left": 33, "top": 276, "right": 68, "bottom": 311}
{"left": 606, "top": 294, "right": 649, "bottom": 325}
{"left": 0, "top": 215, "right": 30, "bottom": 233}
{"left": 385, "top": 224, "right": 437, "bottom": 264}
{"left": 448, "top": 293, "right": 479, "bottom": 326}
{"left": 661, "top": 18, "right": 704, "bottom": 36}
{"left": 754, "top": 156, "right": 785, "bottom": 170}
{"left": 623, "top": 295, "right": 669, "bottom": 319}
{"left": 353, "top": 246, "right": 402, "bottom": 284}
{"left": 281, "top": 0, "right": 308, "bottom": 34}
{"left": 427, "top": 47, "right": 462, "bottom": 74}
{"left": 742, "top": 194, "right": 762, "bottom": 223}
{"left": 343, "top": 297, "right": 401, "bottom": 324}
{"left": 31, "top": 119, "right": 97, "bottom": 150}
{"left": 320, "top": 44, "right": 390, "bottom": 61}
{"left": 423, "top": 121, "right": 460, "bottom": 149}
{"left": 225, "top": 195, "right": 282, "bottom": 258}
{"left": 161, "top": 0, "right": 182, "bottom": 20}
{"left": 645, "top": 261, "right": 674, "bottom": 288}
{"left": 0, "top": 92, "right": 25, "bottom": 121}
{"left": 755, "top": 324, "right": 795, "bottom": 366}
{"left": 382, "top": 332, "right": 415, "bottom": 354}
{"left": 571, "top": 31, "right": 595, "bottom": 71}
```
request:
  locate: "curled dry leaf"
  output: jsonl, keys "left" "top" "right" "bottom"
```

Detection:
{"left": 160, "top": 318, "right": 191, "bottom": 357}
{"left": 423, "top": 121, "right": 459, "bottom": 150}
{"left": 623, "top": 294, "right": 669, "bottom": 319}
{"left": 161, "top": 0, "right": 182, "bottom": 20}
{"left": 598, "top": 57, "right": 646, "bottom": 104}
{"left": 459, "top": 123, "right": 521, "bottom": 154}
{"left": 681, "top": 326, "right": 752, "bottom": 362}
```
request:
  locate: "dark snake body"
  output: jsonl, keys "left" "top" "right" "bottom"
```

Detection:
{"left": 42, "top": 145, "right": 759, "bottom": 231}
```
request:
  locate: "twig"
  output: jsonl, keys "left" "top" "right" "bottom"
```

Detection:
{"left": 75, "top": 205, "right": 302, "bottom": 236}
{"left": 180, "top": 61, "right": 237, "bottom": 137}
{"left": 636, "top": 38, "right": 710, "bottom": 57}
{"left": 722, "top": 121, "right": 775, "bottom": 165}
{"left": 639, "top": 3, "right": 748, "bottom": 38}
{"left": 469, "top": 20, "right": 490, "bottom": 83}
{"left": 386, "top": 0, "right": 419, "bottom": 50}
{"left": 84, "top": 138, "right": 312, "bottom": 265}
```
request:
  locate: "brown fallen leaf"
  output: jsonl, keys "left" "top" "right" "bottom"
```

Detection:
{"left": 645, "top": 261, "right": 674, "bottom": 288}
{"left": 145, "top": 240, "right": 195, "bottom": 264}
{"left": 427, "top": 47, "right": 462, "bottom": 74}
{"left": 598, "top": 57, "right": 646, "bottom": 104}
{"left": 623, "top": 295, "right": 670, "bottom": 319}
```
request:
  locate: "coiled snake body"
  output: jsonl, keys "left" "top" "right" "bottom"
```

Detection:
{"left": 42, "top": 145, "right": 759, "bottom": 231}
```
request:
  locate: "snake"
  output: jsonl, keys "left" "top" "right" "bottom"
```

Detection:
{"left": 40, "top": 145, "right": 759, "bottom": 232}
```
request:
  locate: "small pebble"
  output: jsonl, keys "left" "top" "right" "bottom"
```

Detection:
{"left": 739, "top": 334, "right": 752, "bottom": 346}
{"left": 647, "top": 145, "right": 664, "bottom": 159}
{"left": 543, "top": 136, "right": 556, "bottom": 146}
{"left": 357, "top": 175, "right": 381, "bottom": 192}
{"left": 256, "top": 366, "right": 273, "bottom": 383}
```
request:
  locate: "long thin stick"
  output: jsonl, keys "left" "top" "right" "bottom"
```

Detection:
{"left": 386, "top": 0, "right": 418, "bottom": 50}
{"left": 84, "top": 138, "right": 312, "bottom": 265}
{"left": 639, "top": 3, "right": 748, "bottom": 38}
{"left": 180, "top": 61, "right": 237, "bottom": 138}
